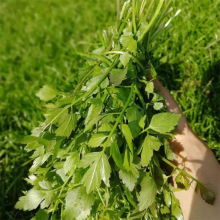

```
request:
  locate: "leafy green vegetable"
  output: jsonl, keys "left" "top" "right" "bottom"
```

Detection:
{"left": 15, "top": 0, "right": 215, "bottom": 219}
{"left": 63, "top": 187, "right": 94, "bottom": 220}
{"left": 110, "top": 68, "right": 127, "bottom": 86}
{"left": 55, "top": 113, "right": 77, "bottom": 137}
{"left": 15, "top": 189, "right": 52, "bottom": 211}
{"left": 149, "top": 112, "right": 181, "bottom": 133}
{"left": 111, "top": 141, "right": 123, "bottom": 169}
{"left": 120, "top": 52, "right": 130, "bottom": 67}
{"left": 138, "top": 174, "right": 157, "bottom": 211}
{"left": 36, "top": 85, "right": 57, "bottom": 102}
{"left": 141, "top": 135, "right": 162, "bottom": 166}
{"left": 88, "top": 133, "right": 108, "bottom": 147}
{"left": 119, "top": 164, "right": 139, "bottom": 191}
{"left": 82, "top": 152, "right": 111, "bottom": 193}
{"left": 121, "top": 124, "right": 133, "bottom": 154}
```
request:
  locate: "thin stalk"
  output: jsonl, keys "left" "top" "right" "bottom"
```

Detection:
{"left": 72, "top": 61, "right": 101, "bottom": 94}
{"left": 141, "top": 0, "right": 155, "bottom": 24}
{"left": 159, "top": 155, "right": 204, "bottom": 185}
{"left": 139, "top": 0, "right": 147, "bottom": 18}
{"left": 119, "top": 0, "right": 129, "bottom": 20}
{"left": 76, "top": 52, "right": 111, "bottom": 66}
{"left": 102, "top": 83, "right": 135, "bottom": 151}
{"left": 138, "top": 0, "right": 164, "bottom": 42}
{"left": 134, "top": 85, "right": 145, "bottom": 112}
{"left": 96, "top": 187, "right": 106, "bottom": 207}
{"left": 117, "top": 0, "right": 120, "bottom": 22}
{"left": 105, "top": 51, "right": 147, "bottom": 74}
{"left": 132, "top": 0, "right": 137, "bottom": 34}
{"left": 52, "top": 174, "right": 73, "bottom": 215}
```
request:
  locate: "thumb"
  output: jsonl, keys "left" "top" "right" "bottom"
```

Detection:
{"left": 153, "top": 78, "right": 182, "bottom": 114}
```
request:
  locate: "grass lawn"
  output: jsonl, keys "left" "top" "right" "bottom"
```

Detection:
{"left": 0, "top": 0, "right": 219, "bottom": 219}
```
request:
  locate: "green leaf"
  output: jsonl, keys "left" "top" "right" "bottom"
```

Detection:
{"left": 121, "top": 124, "right": 133, "bottom": 154}
{"left": 147, "top": 135, "right": 162, "bottom": 151}
{"left": 111, "top": 141, "right": 123, "bottom": 169}
{"left": 25, "top": 141, "right": 43, "bottom": 152}
{"left": 196, "top": 184, "right": 215, "bottom": 205}
{"left": 139, "top": 115, "right": 146, "bottom": 129}
{"left": 64, "top": 152, "right": 80, "bottom": 174}
{"left": 123, "top": 148, "right": 133, "bottom": 171}
{"left": 128, "top": 210, "right": 145, "bottom": 219}
{"left": 30, "top": 152, "right": 51, "bottom": 172}
{"left": 149, "top": 113, "right": 181, "bottom": 133}
{"left": 137, "top": 21, "right": 148, "bottom": 41}
{"left": 32, "top": 210, "right": 49, "bottom": 220}
{"left": 120, "top": 33, "right": 137, "bottom": 53}
{"left": 44, "top": 108, "right": 68, "bottom": 125}
{"left": 15, "top": 189, "right": 46, "bottom": 211}
{"left": 110, "top": 68, "right": 127, "bottom": 86}
{"left": 164, "top": 139, "right": 176, "bottom": 160}
{"left": 138, "top": 174, "right": 157, "bottom": 211}
{"left": 119, "top": 163, "right": 139, "bottom": 191}
{"left": 52, "top": 140, "right": 62, "bottom": 161}
{"left": 63, "top": 187, "right": 94, "bottom": 220}
{"left": 175, "top": 173, "right": 190, "bottom": 190}
{"left": 153, "top": 102, "right": 163, "bottom": 110}
{"left": 78, "top": 152, "right": 101, "bottom": 169}
{"left": 36, "top": 85, "right": 57, "bottom": 101}
{"left": 145, "top": 81, "right": 154, "bottom": 97}
{"left": 126, "top": 106, "right": 143, "bottom": 122}
{"left": 163, "top": 190, "right": 171, "bottom": 207}
{"left": 84, "top": 100, "right": 103, "bottom": 131}
{"left": 141, "top": 135, "right": 162, "bottom": 167}
{"left": 120, "top": 52, "right": 130, "bottom": 67}
{"left": 126, "top": 106, "right": 144, "bottom": 138}
{"left": 171, "top": 194, "right": 183, "bottom": 220}
{"left": 82, "top": 153, "right": 111, "bottom": 193}
{"left": 98, "top": 123, "right": 112, "bottom": 132}
{"left": 82, "top": 75, "right": 102, "bottom": 92}
{"left": 55, "top": 114, "right": 77, "bottom": 137}
{"left": 141, "top": 140, "right": 153, "bottom": 167}
{"left": 160, "top": 205, "right": 170, "bottom": 214}
{"left": 88, "top": 133, "right": 108, "bottom": 147}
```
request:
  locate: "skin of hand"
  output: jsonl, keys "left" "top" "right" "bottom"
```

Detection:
{"left": 153, "top": 78, "right": 220, "bottom": 220}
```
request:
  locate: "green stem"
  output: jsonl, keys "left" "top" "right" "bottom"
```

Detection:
{"left": 105, "top": 51, "right": 147, "bottom": 74}
{"left": 76, "top": 51, "right": 111, "bottom": 66}
{"left": 96, "top": 187, "right": 106, "bottom": 207}
{"left": 141, "top": 127, "right": 150, "bottom": 134}
{"left": 159, "top": 155, "right": 204, "bottom": 185}
{"left": 132, "top": 0, "right": 137, "bottom": 34}
{"left": 134, "top": 85, "right": 150, "bottom": 125}
{"left": 138, "top": 0, "right": 164, "bottom": 42}
{"left": 134, "top": 85, "right": 145, "bottom": 111}
{"left": 102, "top": 83, "right": 135, "bottom": 151}
{"left": 139, "top": 0, "right": 147, "bottom": 18}
{"left": 52, "top": 174, "right": 72, "bottom": 215}
{"left": 72, "top": 62, "right": 101, "bottom": 94}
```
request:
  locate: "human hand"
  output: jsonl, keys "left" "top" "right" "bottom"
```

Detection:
{"left": 153, "top": 77, "right": 220, "bottom": 220}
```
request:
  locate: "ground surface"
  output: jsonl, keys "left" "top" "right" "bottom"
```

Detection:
{"left": 0, "top": 0, "right": 219, "bottom": 219}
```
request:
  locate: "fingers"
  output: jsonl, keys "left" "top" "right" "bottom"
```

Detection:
{"left": 153, "top": 78, "right": 182, "bottom": 114}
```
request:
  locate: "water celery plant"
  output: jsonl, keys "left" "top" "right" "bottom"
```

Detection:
{"left": 15, "top": 0, "right": 215, "bottom": 219}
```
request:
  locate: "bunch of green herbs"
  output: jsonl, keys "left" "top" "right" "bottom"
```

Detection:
{"left": 15, "top": 0, "right": 215, "bottom": 219}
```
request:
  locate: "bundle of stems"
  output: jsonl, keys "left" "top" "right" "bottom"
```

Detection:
{"left": 16, "top": 0, "right": 214, "bottom": 219}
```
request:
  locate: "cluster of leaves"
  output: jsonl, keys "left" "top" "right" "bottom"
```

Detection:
{"left": 15, "top": 0, "right": 215, "bottom": 219}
